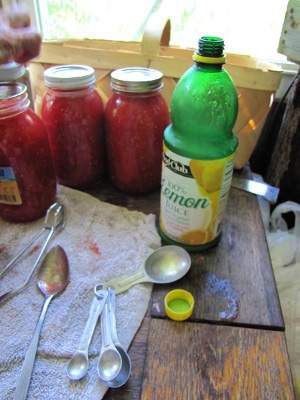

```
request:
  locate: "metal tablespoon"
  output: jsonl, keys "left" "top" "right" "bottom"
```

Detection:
{"left": 13, "top": 245, "right": 69, "bottom": 400}
{"left": 106, "top": 286, "right": 131, "bottom": 388}
{"left": 97, "top": 301, "right": 122, "bottom": 382}
{"left": 67, "top": 289, "right": 108, "bottom": 380}
{"left": 102, "top": 245, "right": 191, "bottom": 294}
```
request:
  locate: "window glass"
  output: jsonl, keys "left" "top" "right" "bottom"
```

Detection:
{"left": 35, "top": 0, "right": 289, "bottom": 60}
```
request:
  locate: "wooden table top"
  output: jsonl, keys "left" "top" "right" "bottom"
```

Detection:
{"left": 87, "top": 168, "right": 295, "bottom": 399}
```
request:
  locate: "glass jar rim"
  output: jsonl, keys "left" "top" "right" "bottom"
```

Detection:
{"left": 0, "top": 82, "right": 27, "bottom": 100}
{"left": 44, "top": 64, "right": 96, "bottom": 89}
{"left": 0, "top": 82, "right": 29, "bottom": 117}
{"left": 110, "top": 67, "right": 163, "bottom": 93}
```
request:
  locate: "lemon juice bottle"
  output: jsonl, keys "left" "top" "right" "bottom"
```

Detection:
{"left": 159, "top": 36, "right": 238, "bottom": 251}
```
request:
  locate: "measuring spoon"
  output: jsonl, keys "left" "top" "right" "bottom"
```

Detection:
{"left": 0, "top": 203, "right": 66, "bottom": 303}
{"left": 67, "top": 289, "right": 108, "bottom": 380}
{"left": 102, "top": 245, "right": 191, "bottom": 294}
{"left": 14, "top": 245, "right": 69, "bottom": 400}
{"left": 106, "top": 286, "right": 131, "bottom": 388}
{"left": 97, "top": 301, "right": 122, "bottom": 382}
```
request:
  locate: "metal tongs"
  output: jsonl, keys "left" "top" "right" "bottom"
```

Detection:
{"left": 0, "top": 202, "right": 66, "bottom": 303}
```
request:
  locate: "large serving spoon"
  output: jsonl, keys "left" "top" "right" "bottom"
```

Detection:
{"left": 106, "top": 286, "right": 131, "bottom": 388}
{"left": 67, "top": 289, "right": 108, "bottom": 380}
{"left": 102, "top": 245, "right": 191, "bottom": 294}
{"left": 97, "top": 301, "right": 122, "bottom": 382}
{"left": 13, "top": 245, "right": 69, "bottom": 400}
{"left": 0, "top": 203, "right": 66, "bottom": 303}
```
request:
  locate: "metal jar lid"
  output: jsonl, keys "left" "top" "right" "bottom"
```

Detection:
{"left": 0, "top": 62, "right": 26, "bottom": 81}
{"left": 44, "top": 65, "right": 95, "bottom": 89}
{"left": 110, "top": 67, "right": 163, "bottom": 93}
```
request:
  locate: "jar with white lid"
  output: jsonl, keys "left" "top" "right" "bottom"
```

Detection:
{"left": 0, "top": 62, "right": 34, "bottom": 107}
{"left": 41, "top": 64, "right": 106, "bottom": 189}
{"left": 104, "top": 67, "right": 170, "bottom": 193}
{"left": 0, "top": 62, "right": 25, "bottom": 81}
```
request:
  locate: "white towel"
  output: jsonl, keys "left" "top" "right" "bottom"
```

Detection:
{"left": 0, "top": 185, "right": 161, "bottom": 400}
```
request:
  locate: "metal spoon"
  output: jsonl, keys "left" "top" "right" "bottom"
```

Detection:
{"left": 106, "top": 286, "right": 131, "bottom": 388}
{"left": 67, "top": 289, "right": 108, "bottom": 380}
{"left": 0, "top": 203, "right": 66, "bottom": 304}
{"left": 14, "top": 245, "right": 69, "bottom": 400}
{"left": 102, "top": 245, "right": 191, "bottom": 294}
{"left": 97, "top": 301, "right": 122, "bottom": 382}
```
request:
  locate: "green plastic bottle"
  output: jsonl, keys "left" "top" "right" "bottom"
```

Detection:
{"left": 159, "top": 36, "right": 238, "bottom": 251}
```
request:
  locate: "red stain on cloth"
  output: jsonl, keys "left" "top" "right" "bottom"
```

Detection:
{"left": 89, "top": 242, "right": 102, "bottom": 256}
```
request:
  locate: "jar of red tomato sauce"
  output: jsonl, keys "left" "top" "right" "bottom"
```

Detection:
{"left": 0, "top": 83, "right": 56, "bottom": 222}
{"left": 42, "top": 65, "right": 106, "bottom": 189}
{"left": 105, "top": 67, "right": 170, "bottom": 193}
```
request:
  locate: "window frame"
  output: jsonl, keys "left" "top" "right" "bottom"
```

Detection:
{"left": 2, "top": 0, "right": 298, "bottom": 99}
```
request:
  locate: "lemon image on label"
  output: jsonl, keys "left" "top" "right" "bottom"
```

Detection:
{"left": 159, "top": 146, "right": 235, "bottom": 248}
{"left": 190, "top": 159, "right": 224, "bottom": 193}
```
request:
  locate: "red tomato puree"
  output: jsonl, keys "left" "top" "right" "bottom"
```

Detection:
{"left": 0, "top": 103, "right": 56, "bottom": 222}
{"left": 105, "top": 68, "right": 170, "bottom": 193}
{"left": 42, "top": 89, "right": 105, "bottom": 189}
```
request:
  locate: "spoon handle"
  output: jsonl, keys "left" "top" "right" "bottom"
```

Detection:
{"left": 14, "top": 294, "right": 53, "bottom": 400}
{"left": 78, "top": 291, "right": 108, "bottom": 352}
{"left": 0, "top": 228, "right": 55, "bottom": 304}
{"left": 103, "top": 265, "right": 150, "bottom": 294}
{"left": 107, "top": 286, "right": 120, "bottom": 344}
{"left": 0, "top": 228, "right": 46, "bottom": 278}
{"left": 100, "top": 301, "right": 113, "bottom": 349}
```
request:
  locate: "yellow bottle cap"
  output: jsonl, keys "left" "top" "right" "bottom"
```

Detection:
{"left": 164, "top": 289, "right": 194, "bottom": 321}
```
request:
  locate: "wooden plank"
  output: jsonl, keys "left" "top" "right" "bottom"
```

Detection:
{"left": 103, "top": 315, "right": 151, "bottom": 400}
{"left": 141, "top": 319, "right": 295, "bottom": 400}
{"left": 33, "top": 42, "right": 283, "bottom": 91}
{"left": 278, "top": 0, "right": 300, "bottom": 63}
{"left": 265, "top": 72, "right": 300, "bottom": 207}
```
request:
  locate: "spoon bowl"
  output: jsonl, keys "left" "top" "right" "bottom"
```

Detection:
{"left": 67, "top": 351, "right": 89, "bottom": 380}
{"left": 13, "top": 245, "right": 69, "bottom": 400}
{"left": 106, "top": 286, "right": 131, "bottom": 388}
{"left": 67, "top": 289, "right": 108, "bottom": 380}
{"left": 144, "top": 245, "right": 191, "bottom": 283}
{"left": 102, "top": 245, "right": 191, "bottom": 294}
{"left": 37, "top": 245, "right": 69, "bottom": 295}
{"left": 97, "top": 302, "right": 122, "bottom": 382}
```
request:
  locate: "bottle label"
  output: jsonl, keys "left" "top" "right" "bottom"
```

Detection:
{"left": 159, "top": 145, "right": 235, "bottom": 246}
{"left": 0, "top": 167, "right": 22, "bottom": 205}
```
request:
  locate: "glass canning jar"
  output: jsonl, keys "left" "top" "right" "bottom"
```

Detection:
{"left": 0, "top": 82, "right": 56, "bottom": 222}
{"left": 104, "top": 67, "right": 170, "bottom": 193}
{"left": 41, "top": 65, "right": 106, "bottom": 189}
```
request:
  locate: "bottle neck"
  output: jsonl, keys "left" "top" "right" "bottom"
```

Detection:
{"left": 0, "top": 83, "right": 30, "bottom": 119}
{"left": 194, "top": 62, "right": 223, "bottom": 72}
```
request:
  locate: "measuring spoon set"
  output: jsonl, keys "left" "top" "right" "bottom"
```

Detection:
{"left": 67, "top": 285, "right": 131, "bottom": 387}
{"left": 67, "top": 245, "right": 191, "bottom": 386}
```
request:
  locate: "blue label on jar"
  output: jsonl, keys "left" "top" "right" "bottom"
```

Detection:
{"left": 0, "top": 167, "right": 22, "bottom": 205}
